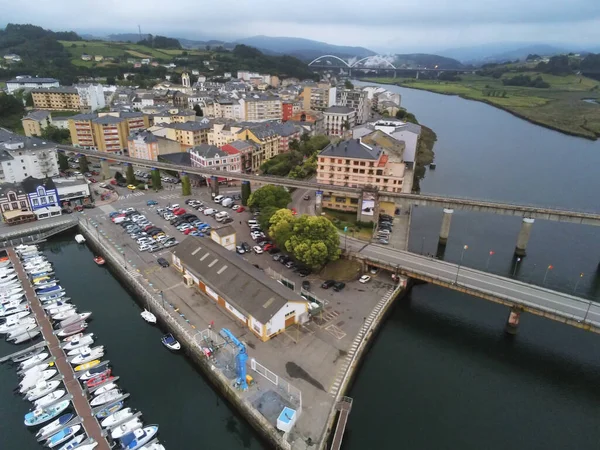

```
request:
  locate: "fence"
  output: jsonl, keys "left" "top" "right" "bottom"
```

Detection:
{"left": 251, "top": 358, "right": 303, "bottom": 416}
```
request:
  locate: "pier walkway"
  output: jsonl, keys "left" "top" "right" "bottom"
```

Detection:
{"left": 330, "top": 397, "right": 353, "bottom": 450}
{"left": 9, "top": 249, "right": 109, "bottom": 450}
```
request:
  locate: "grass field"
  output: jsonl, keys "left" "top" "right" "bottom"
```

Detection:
{"left": 59, "top": 40, "right": 184, "bottom": 62}
{"left": 365, "top": 73, "right": 600, "bottom": 139}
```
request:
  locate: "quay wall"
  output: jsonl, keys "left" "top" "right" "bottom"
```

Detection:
{"left": 77, "top": 219, "right": 291, "bottom": 450}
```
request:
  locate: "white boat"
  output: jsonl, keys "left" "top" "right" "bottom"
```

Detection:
{"left": 0, "top": 310, "right": 30, "bottom": 322}
{"left": 12, "top": 346, "right": 44, "bottom": 363}
{"left": 75, "top": 234, "right": 86, "bottom": 244}
{"left": 0, "top": 316, "right": 35, "bottom": 334}
{"left": 57, "top": 434, "right": 86, "bottom": 450}
{"left": 140, "top": 310, "right": 156, "bottom": 324}
{"left": 25, "top": 380, "right": 61, "bottom": 401}
{"left": 19, "top": 351, "right": 49, "bottom": 370}
{"left": 111, "top": 418, "right": 143, "bottom": 439}
{"left": 160, "top": 333, "right": 181, "bottom": 351}
{"left": 39, "top": 291, "right": 67, "bottom": 302}
{"left": 120, "top": 425, "right": 159, "bottom": 450}
{"left": 56, "top": 322, "right": 87, "bottom": 338}
{"left": 35, "top": 280, "right": 60, "bottom": 290}
{"left": 48, "top": 304, "right": 76, "bottom": 315}
{"left": 26, "top": 265, "right": 53, "bottom": 274}
{"left": 139, "top": 443, "right": 165, "bottom": 450}
{"left": 1, "top": 298, "right": 25, "bottom": 309}
{"left": 34, "top": 389, "right": 66, "bottom": 408}
{"left": 59, "top": 313, "right": 91, "bottom": 328}
{"left": 43, "top": 299, "right": 71, "bottom": 310}
{"left": 6, "top": 322, "right": 38, "bottom": 340}
{"left": 19, "top": 369, "right": 57, "bottom": 393}
{"left": 53, "top": 309, "right": 79, "bottom": 321}
{"left": 62, "top": 332, "right": 88, "bottom": 342}
{"left": 90, "top": 388, "right": 122, "bottom": 407}
{"left": 15, "top": 244, "right": 38, "bottom": 251}
{"left": 0, "top": 304, "right": 29, "bottom": 318}
{"left": 0, "top": 287, "right": 24, "bottom": 299}
{"left": 101, "top": 407, "right": 134, "bottom": 428}
{"left": 12, "top": 329, "right": 41, "bottom": 344}
{"left": 70, "top": 346, "right": 104, "bottom": 365}
{"left": 46, "top": 424, "right": 82, "bottom": 448}
{"left": 0, "top": 273, "right": 17, "bottom": 284}
{"left": 64, "top": 439, "right": 97, "bottom": 450}
{"left": 63, "top": 334, "right": 94, "bottom": 353}
{"left": 93, "top": 382, "right": 118, "bottom": 396}
{"left": 24, "top": 259, "right": 49, "bottom": 269}
{"left": 35, "top": 413, "right": 75, "bottom": 440}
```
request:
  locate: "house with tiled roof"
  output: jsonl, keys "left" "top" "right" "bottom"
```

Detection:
{"left": 190, "top": 143, "right": 241, "bottom": 175}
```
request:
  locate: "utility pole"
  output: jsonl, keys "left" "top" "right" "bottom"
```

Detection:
{"left": 455, "top": 245, "right": 468, "bottom": 284}
{"left": 138, "top": 25, "right": 142, "bottom": 42}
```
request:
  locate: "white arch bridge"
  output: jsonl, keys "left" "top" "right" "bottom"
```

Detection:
{"left": 307, "top": 55, "right": 398, "bottom": 69}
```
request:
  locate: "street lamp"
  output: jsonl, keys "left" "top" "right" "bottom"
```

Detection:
{"left": 486, "top": 250, "right": 495, "bottom": 270}
{"left": 543, "top": 264, "right": 553, "bottom": 285}
{"left": 574, "top": 272, "right": 584, "bottom": 293}
{"left": 159, "top": 291, "right": 165, "bottom": 309}
{"left": 455, "top": 245, "right": 468, "bottom": 284}
{"left": 512, "top": 257, "right": 521, "bottom": 277}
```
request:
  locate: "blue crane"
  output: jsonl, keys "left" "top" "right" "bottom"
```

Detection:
{"left": 219, "top": 328, "right": 248, "bottom": 390}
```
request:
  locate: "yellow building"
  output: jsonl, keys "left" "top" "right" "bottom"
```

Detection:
{"left": 31, "top": 87, "right": 80, "bottom": 111}
{"left": 208, "top": 122, "right": 246, "bottom": 147}
{"left": 21, "top": 111, "right": 52, "bottom": 137}
{"left": 127, "top": 130, "right": 182, "bottom": 161}
{"left": 241, "top": 124, "right": 281, "bottom": 170}
{"left": 151, "top": 121, "right": 211, "bottom": 150}
{"left": 152, "top": 108, "right": 196, "bottom": 125}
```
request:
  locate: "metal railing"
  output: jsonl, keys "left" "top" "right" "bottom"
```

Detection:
{"left": 0, "top": 217, "right": 77, "bottom": 248}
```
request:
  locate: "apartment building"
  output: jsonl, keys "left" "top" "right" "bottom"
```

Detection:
{"left": 241, "top": 95, "right": 282, "bottom": 122}
{"left": 21, "top": 111, "right": 52, "bottom": 137}
{"left": 127, "top": 130, "right": 182, "bottom": 161}
{"left": 221, "top": 140, "right": 257, "bottom": 173}
{"left": 323, "top": 106, "right": 357, "bottom": 137}
{"left": 301, "top": 86, "right": 336, "bottom": 111}
{"left": 316, "top": 137, "right": 409, "bottom": 211}
{"left": 0, "top": 129, "right": 59, "bottom": 183}
{"left": 336, "top": 89, "right": 370, "bottom": 124}
{"left": 75, "top": 84, "right": 106, "bottom": 112}
{"left": 207, "top": 123, "right": 245, "bottom": 147}
{"left": 190, "top": 144, "right": 241, "bottom": 174}
{"left": 213, "top": 98, "right": 244, "bottom": 121}
{"left": 0, "top": 182, "right": 32, "bottom": 224}
{"left": 6, "top": 77, "right": 59, "bottom": 94}
{"left": 150, "top": 122, "right": 211, "bottom": 150}
{"left": 152, "top": 108, "right": 196, "bottom": 125}
{"left": 352, "top": 119, "right": 421, "bottom": 163}
{"left": 271, "top": 123, "right": 301, "bottom": 153}
{"left": 242, "top": 124, "right": 280, "bottom": 169}
{"left": 31, "top": 87, "right": 80, "bottom": 111}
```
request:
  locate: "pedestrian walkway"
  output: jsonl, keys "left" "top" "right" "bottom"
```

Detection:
{"left": 122, "top": 191, "right": 145, "bottom": 199}
{"left": 157, "top": 193, "right": 181, "bottom": 200}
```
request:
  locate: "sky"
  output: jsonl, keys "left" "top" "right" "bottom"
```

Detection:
{"left": 1, "top": 0, "right": 600, "bottom": 53}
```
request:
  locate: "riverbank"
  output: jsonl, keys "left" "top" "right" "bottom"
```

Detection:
{"left": 362, "top": 75, "right": 600, "bottom": 140}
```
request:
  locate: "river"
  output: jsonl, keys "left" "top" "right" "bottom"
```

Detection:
{"left": 0, "top": 235, "right": 266, "bottom": 450}
{"left": 342, "top": 81, "right": 600, "bottom": 449}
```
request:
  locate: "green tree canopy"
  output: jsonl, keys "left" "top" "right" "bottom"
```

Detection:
{"left": 57, "top": 152, "right": 69, "bottom": 171}
{"left": 193, "top": 104, "right": 203, "bottom": 116}
{"left": 247, "top": 185, "right": 291, "bottom": 210}
{"left": 125, "top": 164, "right": 136, "bottom": 184}
{"left": 344, "top": 80, "right": 354, "bottom": 89}
{"left": 151, "top": 169, "right": 162, "bottom": 190}
{"left": 41, "top": 125, "right": 70, "bottom": 144}
{"left": 268, "top": 209, "right": 296, "bottom": 248}
{"left": 286, "top": 215, "right": 341, "bottom": 269}
{"left": 78, "top": 155, "right": 89, "bottom": 173}
{"left": 258, "top": 206, "right": 280, "bottom": 231}
{"left": 181, "top": 174, "right": 191, "bottom": 196}
{"left": 241, "top": 182, "right": 252, "bottom": 206}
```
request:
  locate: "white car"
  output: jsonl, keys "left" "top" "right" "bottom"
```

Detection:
{"left": 203, "top": 208, "right": 216, "bottom": 216}
{"left": 253, "top": 246, "right": 263, "bottom": 254}
{"left": 156, "top": 235, "right": 170, "bottom": 242}
{"left": 139, "top": 243, "right": 151, "bottom": 252}
{"left": 168, "top": 204, "right": 180, "bottom": 211}
{"left": 251, "top": 231, "right": 265, "bottom": 241}
{"left": 232, "top": 205, "right": 240, "bottom": 211}
{"left": 359, "top": 275, "right": 371, "bottom": 284}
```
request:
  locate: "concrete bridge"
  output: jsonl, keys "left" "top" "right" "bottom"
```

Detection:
{"left": 344, "top": 237, "right": 600, "bottom": 334}
{"left": 59, "top": 145, "right": 600, "bottom": 256}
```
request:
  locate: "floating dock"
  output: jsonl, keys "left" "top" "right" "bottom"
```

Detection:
{"left": 9, "top": 249, "right": 110, "bottom": 450}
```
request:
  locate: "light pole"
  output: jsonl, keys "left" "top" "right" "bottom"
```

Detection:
{"left": 486, "top": 250, "right": 495, "bottom": 270}
{"left": 512, "top": 257, "right": 521, "bottom": 277}
{"left": 574, "top": 272, "right": 584, "bottom": 293}
{"left": 583, "top": 300, "right": 593, "bottom": 323}
{"left": 455, "top": 245, "right": 468, "bottom": 284}
{"left": 543, "top": 264, "right": 553, "bottom": 285}
{"left": 159, "top": 290, "right": 165, "bottom": 309}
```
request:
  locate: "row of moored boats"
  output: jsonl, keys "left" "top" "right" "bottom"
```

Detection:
{"left": 0, "top": 245, "right": 165, "bottom": 450}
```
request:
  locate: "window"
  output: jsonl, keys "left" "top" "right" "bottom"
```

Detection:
{"left": 20, "top": 201, "right": 26, "bottom": 209}
{"left": 11, "top": 202, "right": 18, "bottom": 209}
{"left": 8, "top": 192, "right": 16, "bottom": 202}
{"left": 37, "top": 187, "right": 45, "bottom": 196}
{"left": 48, "top": 195, "right": 55, "bottom": 203}
{"left": 32, "top": 198, "right": 39, "bottom": 206}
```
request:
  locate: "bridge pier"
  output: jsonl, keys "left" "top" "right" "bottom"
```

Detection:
{"left": 439, "top": 208, "right": 454, "bottom": 246}
{"left": 505, "top": 308, "right": 521, "bottom": 335}
{"left": 515, "top": 218, "right": 535, "bottom": 256}
{"left": 211, "top": 176, "right": 219, "bottom": 197}
{"left": 100, "top": 159, "right": 111, "bottom": 180}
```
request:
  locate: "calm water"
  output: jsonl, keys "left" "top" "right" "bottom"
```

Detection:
{"left": 0, "top": 236, "right": 266, "bottom": 450}
{"left": 343, "top": 82, "right": 600, "bottom": 450}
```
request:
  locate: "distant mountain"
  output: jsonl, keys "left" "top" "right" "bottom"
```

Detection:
{"left": 105, "top": 33, "right": 151, "bottom": 42}
{"left": 438, "top": 43, "right": 571, "bottom": 64}
{"left": 394, "top": 53, "right": 463, "bottom": 70}
{"left": 234, "top": 35, "right": 376, "bottom": 60}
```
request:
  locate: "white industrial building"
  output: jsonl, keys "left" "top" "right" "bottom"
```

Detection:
{"left": 6, "top": 77, "right": 60, "bottom": 94}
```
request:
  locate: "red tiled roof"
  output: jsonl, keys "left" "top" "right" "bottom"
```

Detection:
{"left": 377, "top": 154, "right": 388, "bottom": 167}
{"left": 221, "top": 144, "right": 241, "bottom": 155}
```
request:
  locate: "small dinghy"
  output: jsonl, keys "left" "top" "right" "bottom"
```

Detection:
{"left": 94, "top": 256, "right": 106, "bottom": 265}
{"left": 25, "top": 380, "right": 61, "bottom": 402}
{"left": 75, "top": 234, "right": 86, "bottom": 244}
{"left": 35, "top": 413, "right": 74, "bottom": 440}
{"left": 86, "top": 373, "right": 114, "bottom": 389}
{"left": 111, "top": 418, "right": 143, "bottom": 439}
{"left": 12, "top": 346, "right": 44, "bottom": 363}
{"left": 101, "top": 407, "right": 134, "bottom": 428}
{"left": 95, "top": 400, "right": 123, "bottom": 419}
{"left": 74, "top": 359, "right": 101, "bottom": 372}
{"left": 45, "top": 424, "right": 82, "bottom": 448}
{"left": 19, "top": 351, "right": 49, "bottom": 370}
{"left": 161, "top": 333, "right": 181, "bottom": 351}
{"left": 24, "top": 400, "right": 70, "bottom": 426}
{"left": 119, "top": 425, "right": 159, "bottom": 450}
{"left": 140, "top": 309, "right": 156, "bottom": 324}
{"left": 90, "top": 388, "right": 122, "bottom": 407}
{"left": 34, "top": 389, "right": 66, "bottom": 408}
{"left": 70, "top": 346, "right": 104, "bottom": 365}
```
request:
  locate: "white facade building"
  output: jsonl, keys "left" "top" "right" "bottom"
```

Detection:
{"left": 76, "top": 84, "right": 106, "bottom": 112}
{"left": 0, "top": 130, "right": 59, "bottom": 183}
{"left": 6, "top": 77, "right": 60, "bottom": 94}
{"left": 351, "top": 119, "right": 421, "bottom": 163}
{"left": 189, "top": 144, "right": 241, "bottom": 173}
{"left": 323, "top": 106, "right": 357, "bottom": 136}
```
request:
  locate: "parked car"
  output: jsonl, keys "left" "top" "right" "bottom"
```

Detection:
{"left": 127, "top": 184, "right": 137, "bottom": 190}
{"left": 253, "top": 246, "right": 263, "bottom": 254}
{"left": 236, "top": 206, "right": 245, "bottom": 213}
{"left": 203, "top": 208, "right": 217, "bottom": 216}
{"left": 302, "top": 281, "right": 311, "bottom": 291}
{"left": 241, "top": 242, "right": 251, "bottom": 253}
{"left": 162, "top": 240, "right": 179, "bottom": 248}
{"left": 147, "top": 200, "right": 158, "bottom": 206}
{"left": 321, "top": 280, "right": 336, "bottom": 289}
{"left": 236, "top": 245, "right": 245, "bottom": 254}
{"left": 333, "top": 282, "right": 346, "bottom": 292}
{"left": 359, "top": 275, "right": 371, "bottom": 284}
{"left": 268, "top": 247, "right": 280, "bottom": 255}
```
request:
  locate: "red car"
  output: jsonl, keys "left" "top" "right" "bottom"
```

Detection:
{"left": 290, "top": 208, "right": 297, "bottom": 215}
{"left": 183, "top": 228, "right": 194, "bottom": 235}
{"left": 263, "top": 243, "right": 274, "bottom": 251}
{"left": 236, "top": 206, "right": 245, "bottom": 213}
{"left": 89, "top": 178, "right": 97, "bottom": 183}
{"left": 173, "top": 208, "right": 186, "bottom": 216}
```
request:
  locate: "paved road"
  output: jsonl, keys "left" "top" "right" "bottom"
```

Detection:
{"left": 345, "top": 237, "right": 600, "bottom": 325}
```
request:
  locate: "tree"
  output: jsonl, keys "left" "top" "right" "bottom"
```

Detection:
{"left": 193, "top": 104, "right": 203, "bottom": 117}
{"left": 181, "top": 174, "right": 191, "bottom": 196}
{"left": 78, "top": 155, "right": 89, "bottom": 173}
{"left": 247, "top": 185, "right": 291, "bottom": 210}
{"left": 57, "top": 152, "right": 69, "bottom": 171}
{"left": 285, "top": 216, "right": 340, "bottom": 269}
{"left": 0, "top": 93, "right": 25, "bottom": 130}
{"left": 241, "top": 182, "right": 252, "bottom": 206}
{"left": 106, "top": 76, "right": 116, "bottom": 85}
{"left": 289, "top": 139, "right": 300, "bottom": 151}
{"left": 125, "top": 164, "right": 136, "bottom": 184}
{"left": 269, "top": 209, "right": 296, "bottom": 247}
{"left": 344, "top": 80, "right": 354, "bottom": 89}
{"left": 151, "top": 169, "right": 162, "bottom": 190}
{"left": 259, "top": 206, "right": 280, "bottom": 231}
{"left": 114, "top": 171, "right": 124, "bottom": 182}
{"left": 24, "top": 92, "right": 33, "bottom": 107}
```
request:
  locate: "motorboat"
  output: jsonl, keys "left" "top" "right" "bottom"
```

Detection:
{"left": 63, "top": 334, "right": 94, "bottom": 353}
{"left": 78, "top": 361, "right": 110, "bottom": 380}
{"left": 66, "top": 340, "right": 97, "bottom": 357}
{"left": 15, "top": 244, "right": 38, "bottom": 252}
{"left": 119, "top": 425, "right": 159, "bottom": 450}
{"left": 74, "top": 359, "right": 101, "bottom": 372}
{"left": 39, "top": 291, "right": 66, "bottom": 302}
{"left": 6, "top": 323, "right": 38, "bottom": 340}
{"left": 62, "top": 332, "right": 86, "bottom": 343}
{"left": 0, "top": 287, "right": 24, "bottom": 299}
{"left": 12, "top": 345, "right": 44, "bottom": 363}
{"left": 160, "top": 333, "right": 181, "bottom": 351}
{"left": 57, "top": 434, "right": 86, "bottom": 450}
{"left": 90, "top": 389, "right": 122, "bottom": 407}
{"left": 24, "top": 260, "right": 50, "bottom": 270}
{"left": 56, "top": 322, "right": 88, "bottom": 338}
{"left": 34, "top": 389, "right": 66, "bottom": 408}
{"left": 85, "top": 373, "right": 114, "bottom": 389}
{"left": 53, "top": 309, "right": 79, "bottom": 322}
{"left": 35, "top": 413, "right": 75, "bottom": 440}
{"left": 26, "top": 265, "right": 54, "bottom": 275}
{"left": 95, "top": 400, "right": 124, "bottom": 419}
{"left": 46, "top": 424, "right": 82, "bottom": 448}
{"left": 43, "top": 299, "right": 71, "bottom": 310}
{"left": 111, "top": 418, "right": 143, "bottom": 439}
{"left": 30, "top": 270, "right": 55, "bottom": 279}
{"left": 0, "top": 298, "right": 25, "bottom": 310}
{"left": 101, "top": 407, "right": 134, "bottom": 428}
{"left": 0, "top": 303, "right": 29, "bottom": 317}
{"left": 32, "top": 275, "right": 51, "bottom": 284}
{"left": 0, "top": 293, "right": 24, "bottom": 304}
{"left": 36, "top": 285, "right": 64, "bottom": 295}
{"left": 0, "top": 309, "right": 30, "bottom": 323}
{"left": 48, "top": 304, "right": 76, "bottom": 316}
{"left": 0, "top": 273, "right": 17, "bottom": 284}
{"left": 70, "top": 346, "right": 104, "bottom": 365}
{"left": 75, "top": 234, "right": 86, "bottom": 244}
{"left": 11, "top": 329, "right": 41, "bottom": 344}
{"left": 25, "top": 380, "right": 61, "bottom": 402}
{"left": 94, "top": 256, "right": 106, "bottom": 265}
{"left": 93, "top": 382, "right": 118, "bottom": 396}
{"left": 34, "top": 280, "right": 60, "bottom": 290}
{"left": 24, "top": 400, "right": 70, "bottom": 426}
{"left": 139, "top": 442, "right": 165, "bottom": 450}
{"left": 19, "top": 351, "right": 49, "bottom": 370}
{"left": 21, "top": 361, "right": 53, "bottom": 378}
{"left": 59, "top": 313, "right": 92, "bottom": 328}
{"left": 19, "top": 368, "right": 57, "bottom": 393}
{"left": 0, "top": 316, "right": 35, "bottom": 334}
{"left": 140, "top": 309, "right": 156, "bottom": 324}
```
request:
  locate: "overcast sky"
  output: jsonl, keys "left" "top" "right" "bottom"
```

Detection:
{"left": 1, "top": 0, "right": 599, "bottom": 52}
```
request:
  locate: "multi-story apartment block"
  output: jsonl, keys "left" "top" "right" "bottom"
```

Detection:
{"left": 6, "top": 77, "right": 59, "bottom": 94}
{"left": 282, "top": 102, "right": 294, "bottom": 121}
{"left": 241, "top": 95, "right": 282, "bottom": 122}
{"left": 221, "top": 140, "right": 257, "bottom": 173}
{"left": 0, "top": 129, "right": 59, "bottom": 183}
{"left": 31, "top": 87, "right": 80, "bottom": 111}
{"left": 323, "top": 106, "right": 357, "bottom": 136}
{"left": 207, "top": 123, "right": 245, "bottom": 147}
{"left": 241, "top": 124, "right": 281, "bottom": 169}
{"left": 21, "top": 111, "right": 51, "bottom": 137}
{"left": 336, "top": 89, "right": 370, "bottom": 124}
{"left": 190, "top": 144, "right": 241, "bottom": 174}
{"left": 213, "top": 98, "right": 244, "bottom": 121}
{"left": 150, "top": 122, "right": 211, "bottom": 150}
{"left": 352, "top": 119, "right": 421, "bottom": 163}
{"left": 152, "top": 108, "right": 197, "bottom": 125}
{"left": 68, "top": 112, "right": 149, "bottom": 154}
{"left": 301, "top": 86, "right": 336, "bottom": 111}
{"left": 271, "top": 123, "right": 302, "bottom": 153}
{"left": 127, "top": 130, "right": 182, "bottom": 161}
{"left": 75, "top": 84, "right": 106, "bottom": 112}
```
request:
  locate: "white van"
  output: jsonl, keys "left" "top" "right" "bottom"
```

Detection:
{"left": 247, "top": 219, "right": 258, "bottom": 227}
{"left": 214, "top": 195, "right": 224, "bottom": 203}
{"left": 215, "top": 211, "right": 229, "bottom": 222}
{"left": 221, "top": 198, "right": 233, "bottom": 208}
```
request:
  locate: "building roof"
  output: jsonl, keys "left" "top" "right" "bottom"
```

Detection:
{"left": 225, "top": 140, "right": 257, "bottom": 152}
{"left": 190, "top": 144, "right": 228, "bottom": 159}
{"left": 31, "top": 86, "right": 78, "bottom": 94}
{"left": 220, "top": 144, "right": 240, "bottom": 155}
{"left": 324, "top": 106, "right": 354, "bottom": 115}
{"left": 7, "top": 77, "right": 59, "bottom": 84}
{"left": 173, "top": 236, "right": 306, "bottom": 323}
{"left": 168, "top": 121, "right": 211, "bottom": 131}
{"left": 0, "top": 149, "right": 14, "bottom": 162}
{"left": 319, "top": 139, "right": 383, "bottom": 160}
{"left": 128, "top": 130, "right": 158, "bottom": 143}
{"left": 158, "top": 152, "right": 191, "bottom": 166}
{"left": 70, "top": 113, "right": 97, "bottom": 121}
{"left": 212, "top": 225, "right": 236, "bottom": 237}
{"left": 0, "top": 128, "right": 56, "bottom": 152}
{"left": 21, "top": 176, "right": 56, "bottom": 194}
{"left": 0, "top": 182, "right": 24, "bottom": 197}
{"left": 23, "top": 110, "right": 51, "bottom": 122}
{"left": 360, "top": 130, "right": 405, "bottom": 162}
{"left": 92, "top": 116, "right": 124, "bottom": 125}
